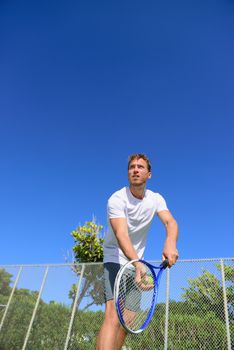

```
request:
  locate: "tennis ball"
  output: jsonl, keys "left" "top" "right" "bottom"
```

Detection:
{"left": 147, "top": 276, "right": 154, "bottom": 284}
{"left": 143, "top": 275, "right": 154, "bottom": 285}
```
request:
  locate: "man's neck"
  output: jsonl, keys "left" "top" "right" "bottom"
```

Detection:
{"left": 129, "top": 185, "right": 146, "bottom": 200}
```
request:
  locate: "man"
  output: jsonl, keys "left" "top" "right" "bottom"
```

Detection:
{"left": 96, "top": 154, "right": 179, "bottom": 350}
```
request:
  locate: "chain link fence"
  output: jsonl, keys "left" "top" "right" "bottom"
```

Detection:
{"left": 0, "top": 258, "right": 233, "bottom": 349}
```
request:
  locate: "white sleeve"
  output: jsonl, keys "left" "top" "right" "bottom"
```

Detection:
{"left": 107, "top": 195, "right": 126, "bottom": 219}
{"left": 156, "top": 194, "right": 169, "bottom": 214}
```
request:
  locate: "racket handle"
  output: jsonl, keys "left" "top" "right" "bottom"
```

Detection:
{"left": 161, "top": 259, "right": 169, "bottom": 269}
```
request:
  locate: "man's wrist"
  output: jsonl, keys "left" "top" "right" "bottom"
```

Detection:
{"left": 164, "top": 237, "right": 177, "bottom": 247}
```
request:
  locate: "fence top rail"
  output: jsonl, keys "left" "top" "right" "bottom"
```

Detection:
{"left": 0, "top": 257, "right": 233, "bottom": 268}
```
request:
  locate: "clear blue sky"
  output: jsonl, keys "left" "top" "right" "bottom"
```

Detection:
{"left": 1, "top": 0, "right": 234, "bottom": 264}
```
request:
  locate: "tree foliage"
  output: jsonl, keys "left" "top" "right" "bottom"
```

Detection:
{"left": 182, "top": 263, "right": 234, "bottom": 321}
{"left": 71, "top": 220, "right": 104, "bottom": 263}
{"left": 0, "top": 269, "right": 13, "bottom": 296}
{"left": 69, "top": 220, "right": 105, "bottom": 310}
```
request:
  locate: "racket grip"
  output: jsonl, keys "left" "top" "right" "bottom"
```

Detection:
{"left": 161, "top": 259, "right": 169, "bottom": 269}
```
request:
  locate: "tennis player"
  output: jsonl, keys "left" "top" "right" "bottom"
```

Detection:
{"left": 96, "top": 153, "right": 179, "bottom": 350}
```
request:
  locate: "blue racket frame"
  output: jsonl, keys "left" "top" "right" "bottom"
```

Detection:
{"left": 115, "top": 259, "right": 168, "bottom": 334}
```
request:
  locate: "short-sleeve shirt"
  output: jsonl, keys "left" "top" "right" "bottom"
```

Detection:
{"left": 103, "top": 187, "right": 168, "bottom": 265}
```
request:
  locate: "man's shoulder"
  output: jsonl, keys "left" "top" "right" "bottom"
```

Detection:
{"left": 108, "top": 187, "right": 127, "bottom": 201}
{"left": 145, "top": 189, "right": 166, "bottom": 201}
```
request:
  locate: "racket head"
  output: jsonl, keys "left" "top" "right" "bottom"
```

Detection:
{"left": 114, "top": 259, "right": 160, "bottom": 334}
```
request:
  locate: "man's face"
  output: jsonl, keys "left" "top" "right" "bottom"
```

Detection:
{"left": 128, "top": 158, "right": 151, "bottom": 186}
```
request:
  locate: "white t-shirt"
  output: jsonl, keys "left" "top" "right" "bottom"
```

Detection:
{"left": 103, "top": 187, "right": 168, "bottom": 265}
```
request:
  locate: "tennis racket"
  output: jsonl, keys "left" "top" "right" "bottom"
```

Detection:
{"left": 114, "top": 259, "right": 169, "bottom": 334}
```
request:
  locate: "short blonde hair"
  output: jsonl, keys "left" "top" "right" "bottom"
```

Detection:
{"left": 128, "top": 154, "right": 151, "bottom": 172}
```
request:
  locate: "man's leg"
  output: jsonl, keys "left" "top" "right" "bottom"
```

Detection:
{"left": 115, "top": 324, "right": 128, "bottom": 350}
{"left": 96, "top": 300, "right": 127, "bottom": 350}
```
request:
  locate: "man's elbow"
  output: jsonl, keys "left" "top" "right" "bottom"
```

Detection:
{"left": 166, "top": 217, "right": 177, "bottom": 228}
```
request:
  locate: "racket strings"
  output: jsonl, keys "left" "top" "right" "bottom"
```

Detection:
{"left": 117, "top": 264, "right": 157, "bottom": 332}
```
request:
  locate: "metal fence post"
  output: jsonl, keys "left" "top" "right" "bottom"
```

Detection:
{"left": 22, "top": 266, "right": 49, "bottom": 350}
{"left": 164, "top": 267, "right": 170, "bottom": 350}
{"left": 64, "top": 264, "right": 85, "bottom": 350}
{"left": 0, "top": 266, "right": 23, "bottom": 332}
{"left": 220, "top": 259, "right": 232, "bottom": 350}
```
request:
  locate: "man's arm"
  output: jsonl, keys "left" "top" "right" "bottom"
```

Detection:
{"left": 158, "top": 210, "right": 179, "bottom": 267}
{"left": 109, "top": 218, "right": 139, "bottom": 261}
{"left": 110, "top": 217, "right": 146, "bottom": 281}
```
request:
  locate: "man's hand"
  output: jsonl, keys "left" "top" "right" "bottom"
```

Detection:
{"left": 134, "top": 262, "right": 154, "bottom": 290}
{"left": 134, "top": 261, "right": 147, "bottom": 284}
{"left": 162, "top": 238, "right": 179, "bottom": 267}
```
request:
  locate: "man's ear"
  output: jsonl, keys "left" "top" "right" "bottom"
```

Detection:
{"left": 148, "top": 172, "right": 152, "bottom": 179}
